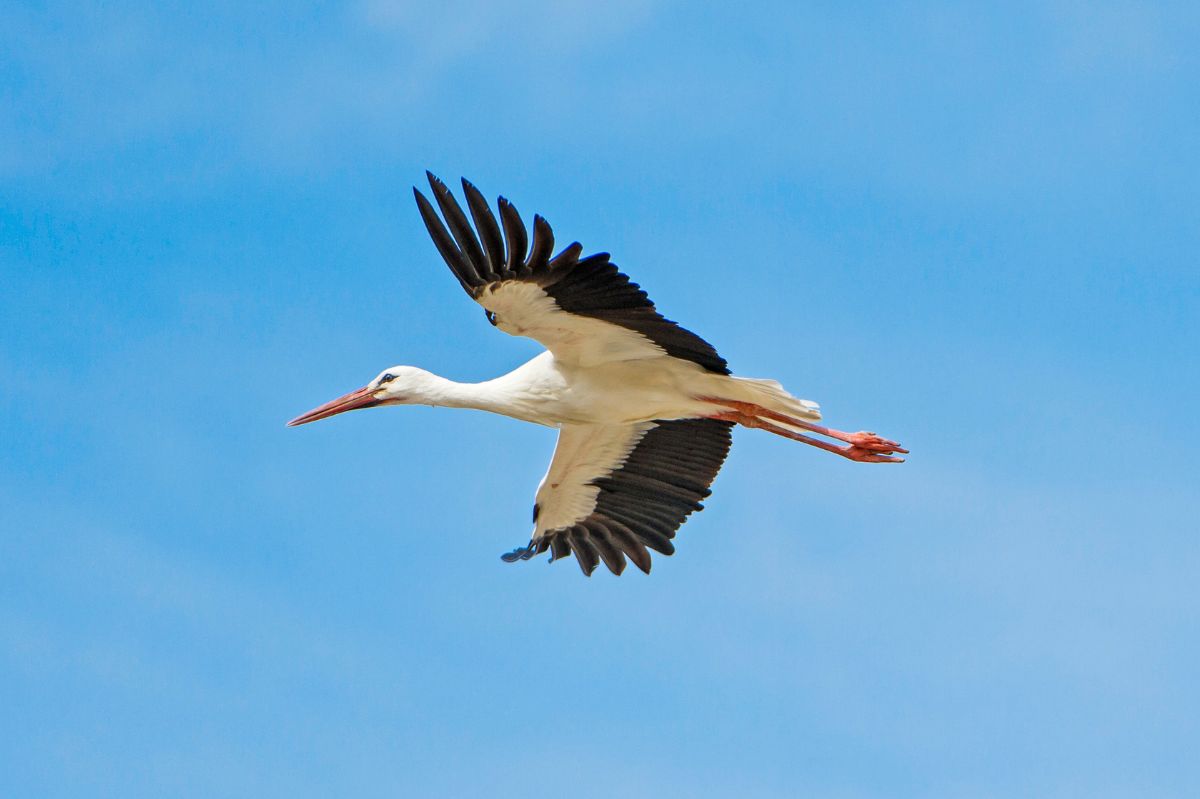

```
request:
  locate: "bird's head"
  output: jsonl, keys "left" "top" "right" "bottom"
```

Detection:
{"left": 286, "top": 366, "right": 431, "bottom": 427}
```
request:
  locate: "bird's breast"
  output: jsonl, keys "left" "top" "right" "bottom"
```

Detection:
{"left": 544, "top": 359, "right": 715, "bottom": 426}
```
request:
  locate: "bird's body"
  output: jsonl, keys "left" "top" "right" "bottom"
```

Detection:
{"left": 289, "top": 174, "right": 907, "bottom": 576}
{"left": 431, "top": 350, "right": 814, "bottom": 429}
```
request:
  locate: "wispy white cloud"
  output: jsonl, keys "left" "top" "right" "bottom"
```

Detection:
{"left": 5, "top": 1, "right": 1197, "bottom": 211}
{"left": 0, "top": 1, "right": 666, "bottom": 187}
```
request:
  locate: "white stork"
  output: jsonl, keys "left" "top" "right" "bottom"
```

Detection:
{"left": 288, "top": 173, "right": 906, "bottom": 576}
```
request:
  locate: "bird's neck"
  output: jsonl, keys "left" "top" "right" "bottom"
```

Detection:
{"left": 412, "top": 374, "right": 512, "bottom": 417}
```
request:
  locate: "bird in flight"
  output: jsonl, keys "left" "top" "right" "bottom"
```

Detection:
{"left": 288, "top": 173, "right": 907, "bottom": 576}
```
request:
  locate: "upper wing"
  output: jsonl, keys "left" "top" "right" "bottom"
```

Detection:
{"left": 413, "top": 172, "right": 730, "bottom": 375}
{"left": 503, "top": 418, "right": 734, "bottom": 575}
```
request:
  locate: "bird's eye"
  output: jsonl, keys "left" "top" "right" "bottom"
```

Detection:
{"left": 485, "top": 310, "right": 497, "bottom": 326}
{"left": 379, "top": 373, "right": 396, "bottom": 384}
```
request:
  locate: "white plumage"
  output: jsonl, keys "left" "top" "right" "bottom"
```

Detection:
{"left": 288, "top": 174, "right": 906, "bottom": 576}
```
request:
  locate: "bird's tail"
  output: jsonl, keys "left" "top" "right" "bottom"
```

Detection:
{"left": 723, "top": 376, "right": 822, "bottom": 423}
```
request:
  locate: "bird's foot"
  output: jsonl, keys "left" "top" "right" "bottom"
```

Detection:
{"left": 842, "top": 431, "right": 908, "bottom": 463}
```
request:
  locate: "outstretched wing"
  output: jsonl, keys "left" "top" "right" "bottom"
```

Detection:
{"left": 413, "top": 172, "right": 730, "bottom": 375}
{"left": 503, "top": 418, "right": 734, "bottom": 575}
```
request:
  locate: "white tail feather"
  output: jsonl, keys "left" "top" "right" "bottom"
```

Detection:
{"left": 728, "top": 376, "right": 822, "bottom": 422}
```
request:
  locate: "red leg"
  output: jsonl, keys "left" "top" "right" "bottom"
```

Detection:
{"left": 706, "top": 403, "right": 907, "bottom": 463}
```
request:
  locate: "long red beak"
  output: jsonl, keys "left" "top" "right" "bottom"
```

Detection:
{"left": 287, "top": 385, "right": 382, "bottom": 427}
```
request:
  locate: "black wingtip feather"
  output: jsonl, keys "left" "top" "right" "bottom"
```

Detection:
{"left": 549, "top": 535, "right": 571, "bottom": 563}
{"left": 549, "top": 242, "right": 583, "bottom": 271}
{"left": 427, "top": 173, "right": 487, "bottom": 283}
{"left": 568, "top": 528, "right": 600, "bottom": 576}
{"left": 585, "top": 522, "right": 627, "bottom": 575}
{"left": 599, "top": 517, "right": 652, "bottom": 574}
{"left": 500, "top": 543, "right": 529, "bottom": 563}
{"left": 527, "top": 214, "right": 555, "bottom": 270}
{"left": 497, "top": 197, "right": 529, "bottom": 274}
{"left": 414, "top": 187, "right": 476, "bottom": 292}
{"left": 461, "top": 178, "right": 505, "bottom": 279}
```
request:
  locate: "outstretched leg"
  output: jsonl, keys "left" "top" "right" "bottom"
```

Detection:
{"left": 703, "top": 398, "right": 907, "bottom": 463}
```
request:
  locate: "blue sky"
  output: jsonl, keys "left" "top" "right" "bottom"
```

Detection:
{"left": 2, "top": 2, "right": 1198, "bottom": 796}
